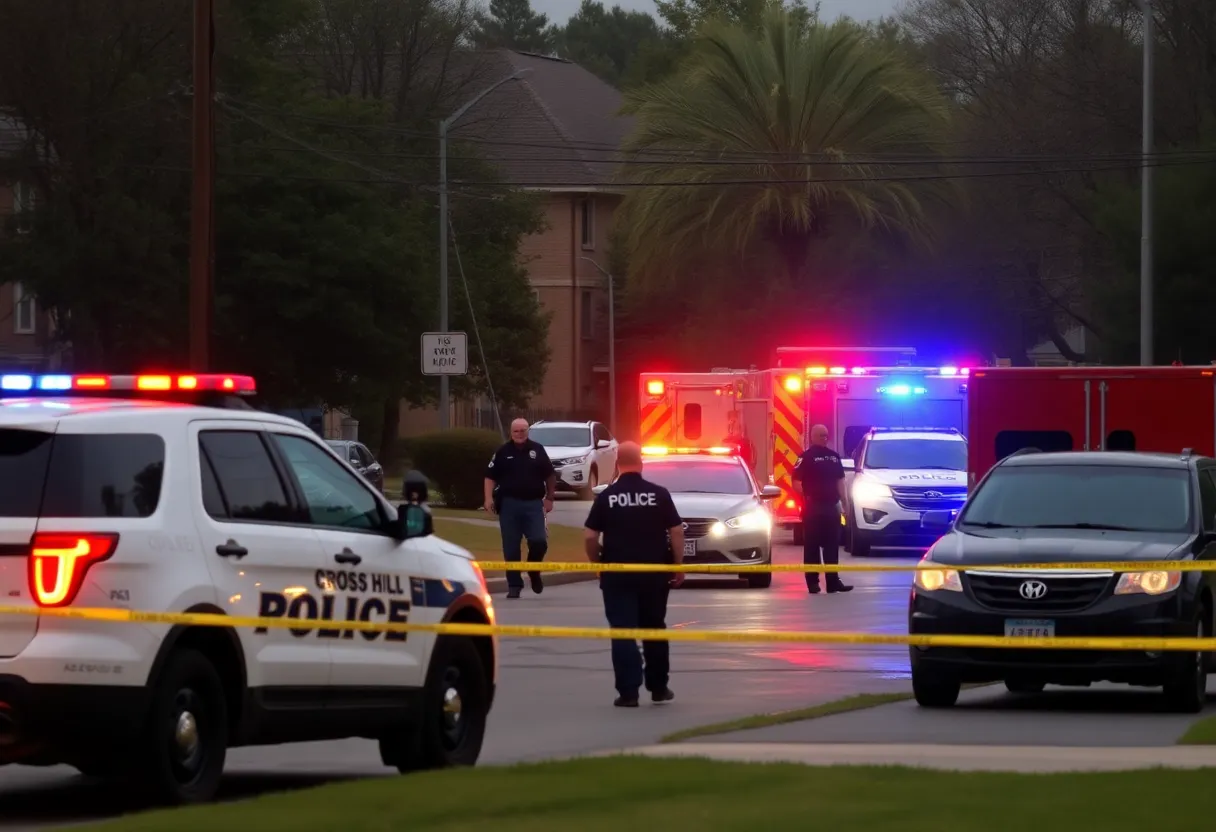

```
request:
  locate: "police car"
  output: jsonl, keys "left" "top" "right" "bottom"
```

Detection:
{"left": 0, "top": 372, "right": 496, "bottom": 805}
{"left": 595, "top": 447, "right": 781, "bottom": 588}
{"left": 845, "top": 428, "right": 968, "bottom": 556}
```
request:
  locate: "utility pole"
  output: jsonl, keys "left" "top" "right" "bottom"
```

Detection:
{"left": 189, "top": 0, "right": 215, "bottom": 372}
{"left": 580, "top": 257, "right": 616, "bottom": 431}
{"left": 437, "top": 69, "right": 530, "bottom": 429}
{"left": 1139, "top": 0, "right": 1155, "bottom": 366}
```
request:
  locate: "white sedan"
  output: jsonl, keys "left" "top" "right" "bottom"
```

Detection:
{"left": 594, "top": 450, "right": 781, "bottom": 588}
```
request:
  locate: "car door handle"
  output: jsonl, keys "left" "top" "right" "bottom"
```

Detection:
{"left": 216, "top": 540, "right": 248, "bottom": 559}
{"left": 334, "top": 548, "right": 362, "bottom": 566}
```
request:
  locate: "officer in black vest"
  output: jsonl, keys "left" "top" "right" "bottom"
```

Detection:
{"left": 792, "top": 423, "right": 853, "bottom": 594}
{"left": 584, "top": 441, "right": 683, "bottom": 707}
{"left": 484, "top": 418, "right": 556, "bottom": 599}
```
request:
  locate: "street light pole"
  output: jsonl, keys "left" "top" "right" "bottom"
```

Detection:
{"left": 580, "top": 256, "right": 616, "bottom": 431}
{"left": 1139, "top": 0, "right": 1155, "bottom": 366}
{"left": 437, "top": 69, "right": 531, "bottom": 429}
{"left": 189, "top": 0, "right": 215, "bottom": 372}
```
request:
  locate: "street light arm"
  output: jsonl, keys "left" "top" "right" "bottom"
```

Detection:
{"left": 442, "top": 69, "right": 532, "bottom": 131}
{"left": 579, "top": 256, "right": 611, "bottom": 281}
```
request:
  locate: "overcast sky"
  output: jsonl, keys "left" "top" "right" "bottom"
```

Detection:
{"left": 532, "top": 0, "right": 902, "bottom": 24}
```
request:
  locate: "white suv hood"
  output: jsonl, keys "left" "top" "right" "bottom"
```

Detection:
{"left": 543, "top": 445, "right": 592, "bottom": 462}
{"left": 861, "top": 469, "right": 968, "bottom": 487}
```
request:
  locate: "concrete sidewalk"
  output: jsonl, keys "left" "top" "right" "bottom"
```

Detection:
{"left": 600, "top": 742, "right": 1216, "bottom": 772}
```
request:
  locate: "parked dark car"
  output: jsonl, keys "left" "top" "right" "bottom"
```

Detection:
{"left": 326, "top": 439, "right": 385, "bottom": 493}
{"left": 909, "top": 448, "right": 1216, "bottom": 713}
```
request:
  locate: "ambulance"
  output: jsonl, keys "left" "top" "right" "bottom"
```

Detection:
{"left": 770, "top": 363, "right": 972, "bottom": 543}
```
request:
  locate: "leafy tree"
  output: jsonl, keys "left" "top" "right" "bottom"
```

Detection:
{"left": 655, "top": 0, "right": 817, "bottom": 39}
{"left": 470, "top": 0, "right": 555, "bottom": 52}
{"left": 614, "top": 9, "right": 957, "bottom": 297}
{"left": 1088, "top": 142, "right": 1216, "bottom": 364}
{"left": 553, "top": 1, "right": 669, "bottom": 87}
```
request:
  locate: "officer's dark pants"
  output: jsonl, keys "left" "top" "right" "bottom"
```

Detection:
{"left": 803, "top": 509, "right": 842, "bottom": 591}
{"left": 601, "top": 574, "right": 670, "bottom": 697}
{"left": 498, "top": 497, "right": 548, "bottom": 590}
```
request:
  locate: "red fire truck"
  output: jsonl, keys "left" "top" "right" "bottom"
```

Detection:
{"left": 967, "top": 365, "right": 1216, "bottom": 483}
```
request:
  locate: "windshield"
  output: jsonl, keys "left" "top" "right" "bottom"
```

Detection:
{"left": 641, "top": 461, "right": 752, "bottom": 495}
{"left": 960, "top": 465, "right": 1191, "bottom": 533}
{"left": 528, "top": 427, "right": 591, "bottom": 448}
{"left": 864, "top": 438, "right": 966, "bottom": 471}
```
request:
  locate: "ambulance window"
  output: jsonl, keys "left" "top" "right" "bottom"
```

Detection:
{"left": 843, "top": 426, "right": 871, "bottom": 457}
{"left": 1106, "top": 430, "right": 1135, "bottom": 451}
{"left": 995, "top": 430, "right": 1073, "bottom": 460}
{"left": 683, "top": 404, "right": 702, "bottom": 440}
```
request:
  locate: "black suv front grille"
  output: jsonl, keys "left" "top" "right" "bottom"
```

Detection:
{"left": 966, "top": 572, "right": 1112, "bottom": 612}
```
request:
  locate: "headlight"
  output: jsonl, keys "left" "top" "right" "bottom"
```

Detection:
{"left": 718, "top": 509, "right": 772, "bottom": 535}
{"left": 853, "top": 480, "right": 892, "bottom": 503}
{"left": 1114, "top": 571, "right": 1182, "bottom": 596}
{"left": 913, "top": 559, "right": 962, "bottom": 592}
{"left": 557, "top": 455, "right": 587, "bottom": 466}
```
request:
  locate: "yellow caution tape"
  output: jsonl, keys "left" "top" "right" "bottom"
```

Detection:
{"left": 0, "top": 604, "right": 1210, "bottom": 651}
{"left": 477, "top": 560, "right": 1216, "bottom": 573}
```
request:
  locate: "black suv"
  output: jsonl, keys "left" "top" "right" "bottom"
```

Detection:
{"left": 909, "top": 449, "right": 1215, "bottom": 713}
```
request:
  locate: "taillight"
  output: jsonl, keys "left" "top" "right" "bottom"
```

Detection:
{"left": 28, "top": 533, "right": 119, "bottom": 608}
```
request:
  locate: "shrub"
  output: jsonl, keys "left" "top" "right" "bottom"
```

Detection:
{"left": 408, "top": 428, "right": 503, "bottom": 509}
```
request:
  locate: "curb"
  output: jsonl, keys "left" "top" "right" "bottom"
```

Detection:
{"left": 485, "top": 571, "right": 599, "bottom": 595}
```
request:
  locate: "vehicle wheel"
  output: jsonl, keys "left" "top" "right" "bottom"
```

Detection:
{"left": 792, "top": 524, "right": 804, "bottom": 546}
{"left": 851, "top": 527, "right": 873, "bottom": 557}
{"left": 747, "top": 565, "right": 773, "bottom": 589}
{"left": 912, "top": 664, "right": 960, "bottom": 708}
{"left": 1005, "top": 679, "right": 1045, "bottom": 694}
{"left": 380, "top": 636, "right": 490, "bottom": 773}
{"left": 138, "top": 648, "right": 228, "bottom": 805}
{"left": 1163, "top": 614, "right": 1208, "bottom": 714}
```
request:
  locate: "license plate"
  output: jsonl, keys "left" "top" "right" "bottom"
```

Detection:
{"left": 683, "top": 540, "right": 697, "bottom": 558}
{"left": 1005, "top": 619, "right": 1055, "bottom": 638}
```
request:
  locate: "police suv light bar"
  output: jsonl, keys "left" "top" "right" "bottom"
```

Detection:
{"left": 0, "top": 372, "right": 257, "bottom": 396}
{"left": 869, "top": 427, "right": 961, "bottom": 434}
{"left": 641, "top": 446, "right": 736, "bottom": 456}
{"left": 805, "top": 366, "right": 971, "bottom": 377}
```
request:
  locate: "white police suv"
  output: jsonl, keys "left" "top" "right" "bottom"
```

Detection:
{"left": 846, "top": 428, "right": 968, "bottom": 556}
{"left": 0, "top": 372, "right": 496, "bottom": 805}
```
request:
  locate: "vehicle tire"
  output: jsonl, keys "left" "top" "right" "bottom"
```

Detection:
{"left": 851, "top": 528, "right": 873, "bottom": 557}
{"left": 912, "top": 664, "right": 961, "bottom": 708}
{"left": 1005, "top": 679, "right": 1045, "bottom": 694}
{"left": 580, "top": 466, "right": 598, "bottom": 500}
{"left": 792, "top": 524, "right": 804, "bottom": 546}
{"left": 137, "top": 648, "right": 228, "bottom": 805}
{"left": 1163, "top": 614, "right": 1208, "bottom": 714}
{"left": 379, "top": 636, "right": 490, "bottom": 773}
{"left": 747, "top": 563, "right": 773, "bottom": 589}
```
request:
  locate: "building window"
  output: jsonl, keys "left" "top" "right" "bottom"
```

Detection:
{"left": 580, "top": 290, "right": 593, "bottom": 340}
{"left": 14, "top": 282, "right": 35, "bottom": 334}
{"left": 13, "top": 181, "right": 35, "bottom": 234}
{"left": 580, "top": 197, "right": 595, "bottom": 250}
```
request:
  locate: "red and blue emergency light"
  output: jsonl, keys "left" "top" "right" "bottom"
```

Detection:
{"left": 0, "top": 373, "right": 257, "bottom": 396}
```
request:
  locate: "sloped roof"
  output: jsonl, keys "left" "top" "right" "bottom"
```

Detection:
{"left": 446, "top": 50, "right": 633, "bottom": 190}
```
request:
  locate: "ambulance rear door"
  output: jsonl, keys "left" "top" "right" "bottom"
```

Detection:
{"left": 738, "top": 398, "right": 769, "bottom": 478}
{"left": 672, "top": 381, "right": 735, "bottom": 447}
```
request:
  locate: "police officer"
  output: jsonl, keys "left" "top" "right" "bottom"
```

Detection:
{"left": 484, "top": 418, "right": 556, "bottom": 599}
{"left": 791, "top": 424, "right": 853, "bottom": 594}
{"left": 583, "top": 441, "right": 683, "bottom": 707}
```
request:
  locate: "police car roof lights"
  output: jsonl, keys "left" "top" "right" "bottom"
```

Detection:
{"left": 0, "top": 372, "right": 257, "bottom": 397}
{"left": 641, "top": 445, "right": 736, "bottom": 456}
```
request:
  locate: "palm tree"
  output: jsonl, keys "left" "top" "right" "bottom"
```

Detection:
{"left": 615, "top": 9, "right": 958, "bottom": 292}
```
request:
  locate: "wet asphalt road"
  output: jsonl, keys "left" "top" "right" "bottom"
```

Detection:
{"left": 3, "top": 520, "right": 1214, "bottom": 828}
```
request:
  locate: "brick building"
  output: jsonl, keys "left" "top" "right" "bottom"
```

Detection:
{"left": 399, "top": 49, "right": 633, "bottom": 437}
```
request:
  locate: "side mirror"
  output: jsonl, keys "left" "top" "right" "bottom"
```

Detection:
{"left": 596, "top": 439, "right": 611, "bottom": 449}
{"left": 841, "top": 458, "right": 855, "bottom": 472}
{"left": 759, "top": 484, "right": 782, "bottom": 499}
{"left": 921, "top": 509, "right": 956, "bottom": 531}
{"left": 395, "top": 503, "right": 434, "bottom": 539}
{"left": 592, "top": 484, "right": 609, "bottom": 495}
{"left": 401, "top": 470, "right": 429, "bottom": 503}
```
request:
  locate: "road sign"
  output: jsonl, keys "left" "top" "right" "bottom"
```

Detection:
{"left": 421, "top": 331, "right": 468, "bottom": 376}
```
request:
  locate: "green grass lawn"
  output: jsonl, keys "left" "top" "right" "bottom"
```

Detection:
{"left": 82, "top": 756, "right": 1216, "bottom": 831}
{"left": 432, "top": 517, "right": 588, "bottom": 579}
{"left": 1176, "top": 714, "right": 1216, "bottom": 744}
